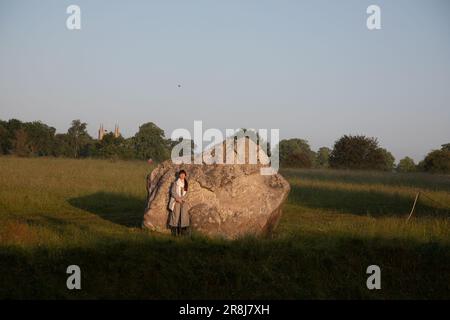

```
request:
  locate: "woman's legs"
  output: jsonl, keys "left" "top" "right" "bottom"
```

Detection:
{"left": 171, "top": 226, "right": 190, "bottom": 236}
{"left": 177, "top": 208, "right": 182, "bottom": 235}
{"left": 179, "top": 203, "right": 190, "bottom": 236}
{"left": 170, "top": 205, "right": 190, "bottom": 237}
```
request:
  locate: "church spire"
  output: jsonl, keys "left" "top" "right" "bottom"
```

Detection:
{"left": 98, "top": 124, "right": 105, "bottom": 140}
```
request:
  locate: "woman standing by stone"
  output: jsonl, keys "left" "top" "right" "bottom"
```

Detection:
{"left": 168, "top": 169, "right": 190, "bottom": 236}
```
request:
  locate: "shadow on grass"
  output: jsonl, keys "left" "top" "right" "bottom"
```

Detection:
{"left": 281, "top": 168, "right": 450, "bottom": 192}
{"left": 68, "top": 192, "right": 144, "bottom": 227}
{"left": 1, "top": 233, "right": 449, "bottom": 299}
{"left": 288, "top": 184, "right": 450, "bottom": 217}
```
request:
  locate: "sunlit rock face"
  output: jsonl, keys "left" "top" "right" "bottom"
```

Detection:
{"left": 142, "top": 137, "right": 290, "bottom": 239}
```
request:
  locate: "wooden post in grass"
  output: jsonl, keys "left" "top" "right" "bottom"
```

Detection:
{"left": 407, "top": 192, "right": 420, "bottom": 222}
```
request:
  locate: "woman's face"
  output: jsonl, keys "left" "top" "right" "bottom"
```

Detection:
{"left": 179, "top": 172, "right": 186, "bottom": 180}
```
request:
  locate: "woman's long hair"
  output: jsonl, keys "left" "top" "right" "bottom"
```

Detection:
{"left": 179, "top": 170, "right": 188, "bottom": 191}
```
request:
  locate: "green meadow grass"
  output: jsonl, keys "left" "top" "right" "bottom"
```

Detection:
{"left": 0, "top": 157, "right": 449, "bottom": 299}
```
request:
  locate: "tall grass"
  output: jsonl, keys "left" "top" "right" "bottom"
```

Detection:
{"left": 0, "top": 157, "right": 449, "bottom": 299}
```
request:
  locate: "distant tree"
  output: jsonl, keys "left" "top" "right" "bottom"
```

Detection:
{"left": 228, "top": 128, "right": 272, "bottom": 159}
{"left": 441, "top": 143, "right": 450, "bottom": 152}
{"left": 279, "top": 138, "right": 315, "bottom": 168}
{"left": 6, "top": 118, "right": 23, "bottom": 133}
{"left": 379, "top": 148, "right": 396, "bottom": 171}
{"left": 397, "top": 157, "right": 416, "bottom": 173}
{"left": 422, "top": 149, "right": 450, "bottom": 174}
{"left": 416, "top": 160, "right": 425, "bottom": 172}
{"left": 0, "top": 119, "right": 58, "bottom": 156}
{"left": 316, "top": 147, "right": 331, "bottom": 168}
{"left": 67, "top": 120, "right": 92, "bottom": 158}
{"left": 329, "top": 135, "right": 390, "bottom": 170}
{"left": 92, "top": 133, "right": 135, "bottom": 159}
{"left": 133, "top": 122, "right": 170, "bottom": 162}
{"left": 0, "top": 120, "right": 9, "bottom": 154}
{"left": 4, "top": 119, "right": 24, "bottom": 155}
{"left": 23, "top": 121, "right": 56, "bottom": 156}
{"left": 121, "top": 138, "right": 136, "bottom": 159}
{"left": 52, "top": 133, "right": 72, "bottom": 157}
{"left": 168, "top": 137, "right": 196, "bottom": 158}
{"left": 13, "top": 128, "right": 31, "bottom": 156}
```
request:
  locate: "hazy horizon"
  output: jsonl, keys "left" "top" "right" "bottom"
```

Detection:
{"left": 1, "top": 0, "right": 449, "bottom": 162}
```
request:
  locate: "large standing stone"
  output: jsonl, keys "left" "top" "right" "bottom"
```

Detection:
{"left": 142, "top": 138, "right": 290, "bottom": 239}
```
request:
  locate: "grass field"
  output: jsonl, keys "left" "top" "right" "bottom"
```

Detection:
{"left": 0, "top": 156, "right": 449, "bottom": 299}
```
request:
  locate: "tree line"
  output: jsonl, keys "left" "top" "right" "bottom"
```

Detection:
{"left": 279, "top": 136, "right": 450, "bottom": 174}
{"left": 1, "top": 118, "right": 449, "bottom": 174}
{"left": 0, "top": 119, "right": 171, "bottom": 162}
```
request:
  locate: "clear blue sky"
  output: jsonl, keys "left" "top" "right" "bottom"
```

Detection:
{"left": 1, "top": 0, "right": 449, "bottom": 162}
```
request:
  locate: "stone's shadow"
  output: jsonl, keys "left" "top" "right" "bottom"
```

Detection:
{"left": 68, "top": 192, "right": 144, "bottom": 227}
{"left": 288, "top": 184, "right": 450, "bottom": 217}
